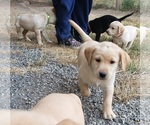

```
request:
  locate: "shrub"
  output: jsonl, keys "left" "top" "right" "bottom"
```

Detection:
{"left": 121, "top": 0, "right": 140, "bottom": 12}
{"left": 140, "top": 0, "right": 150, "bottom": 12}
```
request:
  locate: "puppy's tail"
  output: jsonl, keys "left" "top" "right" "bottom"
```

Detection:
{"left": 69, "top": 20, "right": 92, "bottom": 42}
{"left": 118, "top": 12, "right": 134, "bottom": 22}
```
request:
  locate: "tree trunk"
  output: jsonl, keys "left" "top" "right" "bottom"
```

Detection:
{"left": 116, "top": 0, "right": 121, "bottom": 10}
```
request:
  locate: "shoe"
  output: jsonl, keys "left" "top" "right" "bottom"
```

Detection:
{"left": 59, "top": 37, "right": 82, "bottom": 49}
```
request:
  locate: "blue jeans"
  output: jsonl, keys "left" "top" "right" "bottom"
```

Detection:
{"left": 52, "top": 0, "right": 93, "bottom": 42}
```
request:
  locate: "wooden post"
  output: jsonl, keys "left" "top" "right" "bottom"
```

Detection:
{"left": 116, "top": 0, "right": 121, "bottom": 10}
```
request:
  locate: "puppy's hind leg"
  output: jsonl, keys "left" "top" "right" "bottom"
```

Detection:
{"left": 41, "top": 30, "right": 52, "bottom": 43}
{"left": 35, "top": 30, "right": 43, "bottom": 46}
{"left": 95, "top": 32, "right": 101, "bottom": 42}
{"left": 79, "top": 78, "right": 91, "bottom": 97}
{"left": 23, "top": 29, "right": 31, "bottom": 41}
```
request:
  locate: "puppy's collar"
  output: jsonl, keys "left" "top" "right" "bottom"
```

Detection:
{"left": 117, "top": 32, "right": 123, "bottom": 37}
{"left": 116, "top": 29, "right": 124, "bottom": 37}
{"left": 46, "top": 12, "right": 50, "bottom": 24}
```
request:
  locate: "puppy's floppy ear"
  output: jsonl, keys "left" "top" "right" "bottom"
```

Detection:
{"left": 117, "top": 24, "right": 124, "bottom": 36}
{"left": 119, "top": 49, "right": 131, "bottom": 71}
{"left": 84, "top": 47, "right": 96, "bottom": 65}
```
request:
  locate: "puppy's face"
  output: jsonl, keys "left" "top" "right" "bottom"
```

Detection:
{"left": 84, "top": 42, "right": 130, "bottom": 81}
{"left": 107, "top": 21, "right": 124, "bottom": 37}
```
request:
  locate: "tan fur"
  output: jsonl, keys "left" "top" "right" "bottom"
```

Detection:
{"left": 69, "top": 20, "right": 131, "bottom": 120}
{"left": 84, "top": 47, "right": 96, "bottom": 65}
{"left": 15, "top": 8, "right": 56, "bottom": 46}
{"left": 107, "top": 21, "right": 139, "bottom": 49}
{"left": 56, "top": 119, "right": 80, "bottom": 125}
{"left": 0, "top": 93, "right": 84, "bottom": 125}
{"left": 117, "top": 23, "right": 125, "bottom": 36}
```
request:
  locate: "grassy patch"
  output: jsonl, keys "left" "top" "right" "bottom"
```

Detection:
{"left": 93, "top": 0, "right": 115, "bottom": 9}
{"left": 93, "top": 0, "right": 140, "bottom": 11}
{"left": 114, "top": 71, "right": 139, "bottom": 103}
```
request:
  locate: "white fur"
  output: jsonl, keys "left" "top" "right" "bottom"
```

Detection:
{"left": 0, "top": 93, "right": 84, "bottom": 125}
{"left": 107, "top": 21, "right": 139, "bottom": 49}
{"left": 15, "top": 9, "right": 56, "bottom": 46}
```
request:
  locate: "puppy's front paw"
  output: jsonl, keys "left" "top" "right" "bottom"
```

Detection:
{"left": 103, "top": 110, "right": 116, "bottom": 120}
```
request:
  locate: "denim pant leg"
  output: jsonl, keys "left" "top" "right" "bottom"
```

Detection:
{"left": 71, "top": 0, "right": 93, "bottom": 42}
{"left": 52, "top": 0, "right": 75, "bottom": 43}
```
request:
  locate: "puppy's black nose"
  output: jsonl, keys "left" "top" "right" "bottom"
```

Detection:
{"left": 99, "top": 72, "right": 107, "bottom": 79}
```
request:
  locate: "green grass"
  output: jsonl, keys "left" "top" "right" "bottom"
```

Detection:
{"left": 127, "top": 38, "right": 140, "bottom": 73}
{"left": 93, "top": 0, "right": 140, "bottom": 11}
{"left": 93, "top": 0, "right": 115, "bottom": 9}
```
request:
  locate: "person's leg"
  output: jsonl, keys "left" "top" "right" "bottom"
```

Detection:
{"left": 52, "top": 0, "right": 81, "bottom": 48}
{"left": 71, "top": 0, "right": 93, "bottom": 42}
{"left": 52, "top": 0, "right": 74, "bottom": 42}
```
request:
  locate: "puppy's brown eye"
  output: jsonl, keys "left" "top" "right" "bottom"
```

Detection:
{"left": 95, "top": 58, "right": 101, "bottom": 63}
{"left": 110, "top": 60, "right": 115, "bottom": 64}
{"left": 112, "top": 27, "right": 115, "bottom": 30}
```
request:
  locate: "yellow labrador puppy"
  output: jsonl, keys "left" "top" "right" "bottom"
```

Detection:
{"left": 69, "top": 20, "right": 131, "bottom": 120}
{"left": 0, "top": 93, "right": 84, "bottom": 125}
{"left": 107, "top": 21, "right": 139, "bottom": 49}
{"left": 15, "top": 9, "right": 56, "bottom": 46}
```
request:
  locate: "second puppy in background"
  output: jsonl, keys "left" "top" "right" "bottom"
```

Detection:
{"left": 107, "top": 21, "right": 139, "bottom": 49}
{"left": 15, "top": 8, "right": 56, "bottom": 46}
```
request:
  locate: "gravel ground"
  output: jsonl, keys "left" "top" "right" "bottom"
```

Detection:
{"left": 0, "top": 1, "right": 150, "bottom": 125}
{"left": 1, "top": 40, "right": 142, "bottom": 125}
